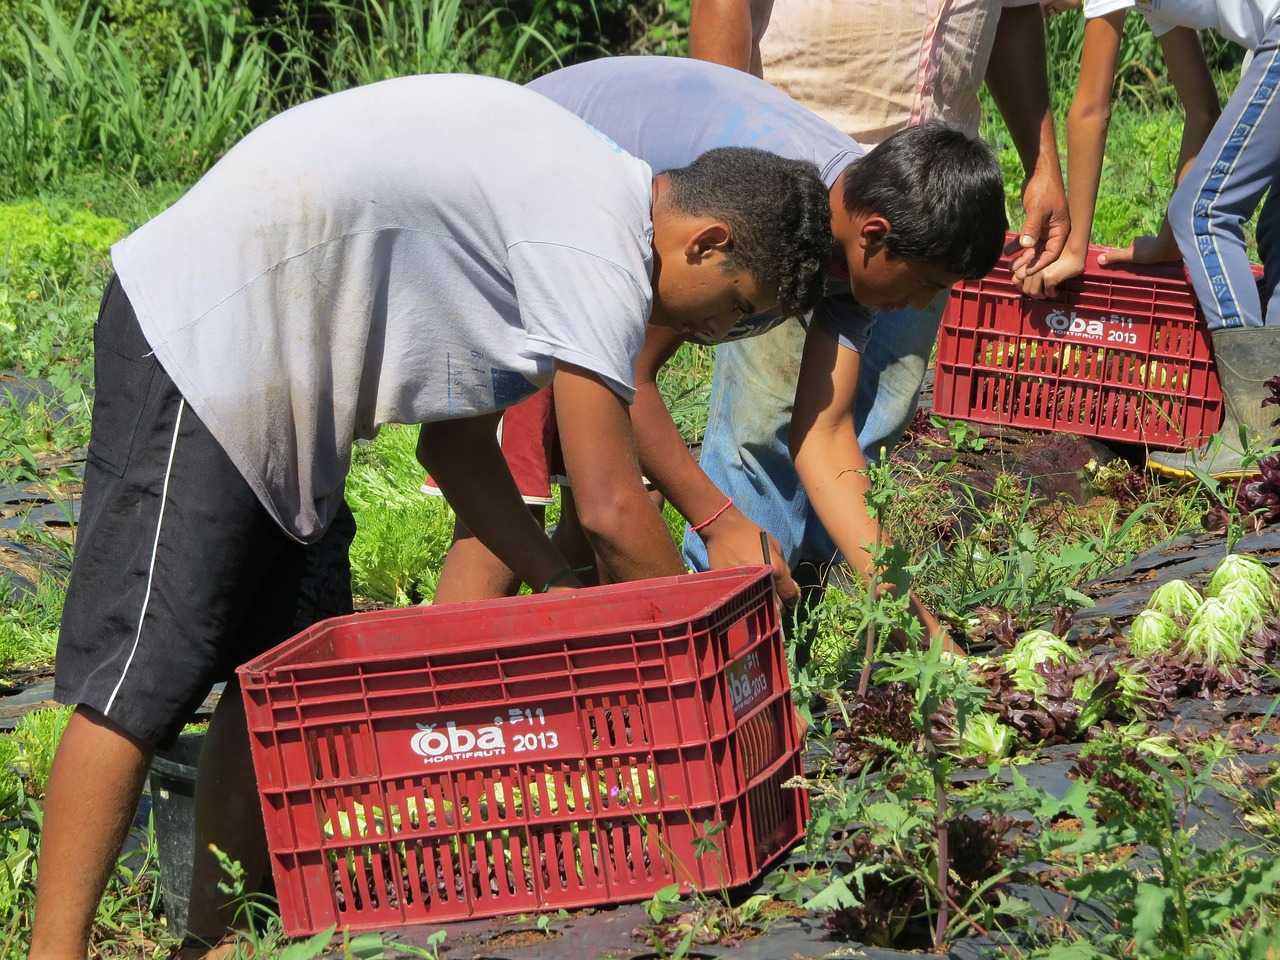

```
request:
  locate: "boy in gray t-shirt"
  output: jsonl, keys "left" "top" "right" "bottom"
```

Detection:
{"left": 30, "top": 73, "right": 832, "bottom": 958}
{"left": 432, "top": 58, "right": 1008, "bottom": 650}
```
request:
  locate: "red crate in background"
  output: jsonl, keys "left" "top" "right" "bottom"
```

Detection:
{"left": 237, "top": 567, "right": 806, "bottom": 935}
{"left": 932, "top": 239, "right": 1242, "bottom": 449}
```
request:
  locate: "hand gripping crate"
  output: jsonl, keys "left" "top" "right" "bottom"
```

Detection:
{"left": 237, "top": 567, "right": 806, "bottom": 935}
{"left": 933, "top": 237, "right": 1233, "bottom": 449}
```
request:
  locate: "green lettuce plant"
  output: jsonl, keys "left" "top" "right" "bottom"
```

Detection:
{"left": 1126, "top": 608, "right": 1180, "bottom": 657}
{"left": 1206, "top": 554, "right": 1278, "bottom": 609}
{"left": 1180, "top": 597, "right": 1247, "bottom": 667}
{"left": 1006, "top": 629, "right": 1077, "bottom": 695}
{"left": 1146, "top": 578, "right": 1204, "bottom": 621}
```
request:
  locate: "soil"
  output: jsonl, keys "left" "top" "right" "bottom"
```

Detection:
{"left": 480, "top": 929, "right": 562, "bottom": 947}
{"left": 1238, "top": 713, "right": 1280, "bottom": 737}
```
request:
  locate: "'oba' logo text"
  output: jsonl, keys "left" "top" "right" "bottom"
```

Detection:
{"left": 1045, "top": 309, "right": 1104, "bottom": 338}
{"left": 410, "top": 720, "right": 506, "bottom": 764}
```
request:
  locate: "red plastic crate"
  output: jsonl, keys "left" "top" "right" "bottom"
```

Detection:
{"left": 237, "top": 567, "right": 806, "bottom": 935}
{"left": 933, "top": 238, "right": 1236, "bottom": 449}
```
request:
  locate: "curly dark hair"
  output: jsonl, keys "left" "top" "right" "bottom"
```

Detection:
{"left": 662, "top": 146, "right": 833, "bottom": 317}
{"left": 841, "top": 121, "right": 1006, "bottom": 279}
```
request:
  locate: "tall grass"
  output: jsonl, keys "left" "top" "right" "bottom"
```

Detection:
{"left": 1042, "top": 9, "right": 1244, "bottom": 112}
{"left": 0, "top": 0, "right": 604, "bottom": 197}
{"left": 267, "top": 0, "right": 592, "bottom": 100}
{"left": 0, "top": 0, "right": 270, "bottom": 195}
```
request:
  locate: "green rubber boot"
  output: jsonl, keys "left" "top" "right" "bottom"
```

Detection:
{"left": 1147, "top": 326, "right": 1280, "bottom": 480}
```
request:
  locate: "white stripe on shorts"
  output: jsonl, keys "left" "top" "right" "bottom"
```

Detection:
{"left": 104, "top": 398, "right": 186, "bottom": 717}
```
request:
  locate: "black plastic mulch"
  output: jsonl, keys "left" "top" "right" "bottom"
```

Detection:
{"left": 0, "top": 370, "right": 82, "bottom": 603}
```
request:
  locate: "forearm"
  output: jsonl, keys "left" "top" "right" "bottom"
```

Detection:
{"left": 988, "top": 3, "right": 1070, "bottom": 278}
{"left": 794, "top": 431, "right": 947, "bottom": 644}
{"left": 1064, "top": 12, "right": 1124, "bottom": 256}
{"left": 632, "top": 380, "right": 731, "bottom": 525}
{"left": 793, "top": 430, "right": 877, "bottom": 576}
{"left": 689, "top": 0, "right": 755, "bottom": 70}
{"left": 417, "top": 418, "right": 572, "bottom": 591}
{"left": 552, "top": 363, "right": 685, "bottom": 585}
{"left": 573, "top": 486, "right": 684, "bottom": 585}
{"left": 1064, "top": 104, "right": 1109, "bottom": 255}
{"left": 985, "top": 4, "right": 1058, "bottom": 182}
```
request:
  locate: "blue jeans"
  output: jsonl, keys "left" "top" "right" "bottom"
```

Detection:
{"left": 683, "top": 292, "right": 948, "bottom": 578}
{"left": 1169, "top": 19, "right": 1280, "bottom": 330}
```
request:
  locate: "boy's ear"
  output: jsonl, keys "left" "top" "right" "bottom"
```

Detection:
{"left": 858, "top": 214, "right": 892, "bottom": 252}
{"left": 684, "top": 220, "right": 733, "bottom": 261}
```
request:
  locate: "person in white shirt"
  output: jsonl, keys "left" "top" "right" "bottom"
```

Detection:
{"left": 28, "top": 74, "right": 834, "bottom": 960}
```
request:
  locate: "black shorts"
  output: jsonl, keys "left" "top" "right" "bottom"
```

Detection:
{"left": 54, "top": 277, "right": 354, "bottom": 749}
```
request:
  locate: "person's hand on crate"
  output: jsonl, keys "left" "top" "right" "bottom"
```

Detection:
{"left": 1018, "top": 226, "right": 1182, "bottom": 298}
{"left": 1019, "top": 241, "right": 1089, "bottom": 298}
{"left": 1006, "top": 168, "right": 1071, "bottom": 284}
{"left": 696, "top": 506, "right": 800, "bottom": 605}
{"left": 986, "top": 1, "right": 1071, "bottom": 285}
{"left": 1095, "top": 230, "right": 1181, "bottom": 269}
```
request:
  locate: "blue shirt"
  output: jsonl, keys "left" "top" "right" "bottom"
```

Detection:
{"left": 528, "top": 56, "right": 875, "bottom": 351}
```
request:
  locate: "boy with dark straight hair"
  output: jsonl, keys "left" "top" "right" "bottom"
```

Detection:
{"left": 29, "top": 73, "right": 832, "bottom": 960}
{"left": 430, "top": 56, "right": 1006, "bottom": 643}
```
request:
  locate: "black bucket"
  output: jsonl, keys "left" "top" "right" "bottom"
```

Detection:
{"left": 149, "top": 733, "right": 204, "bottom": 939}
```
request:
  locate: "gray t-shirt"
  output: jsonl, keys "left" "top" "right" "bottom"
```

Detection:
{"left": 528, "top": 56, "right": 873, "bottom": 351}
{"left": 112, "top": 74, "right": 654, "bottom": 542}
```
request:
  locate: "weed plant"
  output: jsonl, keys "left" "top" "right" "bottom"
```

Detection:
{"left": 789, "top": 465, "right": 1280, "bottom": 954}
{"left": 0, "top": 576, "right": 61, "bottom": 670}
{"left": 1032, "top": 737, "right": 1280, "bottom": 960}
{"left": 0, "top": 706, "right": 174, "bottom": 960}
{"left": 797, "top": 453, "right": 1210, "bottom": 685}
{"left": 0, "top": 372, "right": 92, "bottom": 479}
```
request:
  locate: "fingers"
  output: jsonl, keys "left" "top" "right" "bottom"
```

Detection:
{"left": 768, "top": 533, "right": 800, "bottom": 605}
{"left": 1016, "top": 267, "right": 1052, "bottom": 299}
{"left": 1096, "top": 246, "right": 1134, "bottom": 267}
{"left": 1007, "top": 244, "right": 1038, "bottom": 278}
{"left": 1017, "top": 203, "right": 1071, "bottom": 278}
{"left": 774, "top": 562, "right": 801, "bottom": 606}
{"left": 1041, "top": 0, "right": 1080, "bottom": 16}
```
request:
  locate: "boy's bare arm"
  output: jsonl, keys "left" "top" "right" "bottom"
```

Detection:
{"left": 689, "top": 0, "right": 759, "bottom": 73}
{"left": 630, "top": 326, "right": 799, "bottom": 602}
{"left": 1022, "top": 10, "right": 1124, "bottom": 298}
{"left": 788, "top": 328, "right": 947, "bottom": 644}
{"left": 1098, "top": 28, "right": 1219, "bottom": 268}
{"left": 985, "top": 2, "right": 1070, "bottom": 281}
{"left": 417, "top": 413, "right": 580, "bottom": 592}
{"left": 552, "top": 361, "right": 686, "bottom": 584}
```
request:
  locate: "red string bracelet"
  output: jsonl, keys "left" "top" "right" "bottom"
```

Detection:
{"left": 690, "top": 498, "right": 733, "bottom": 535}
